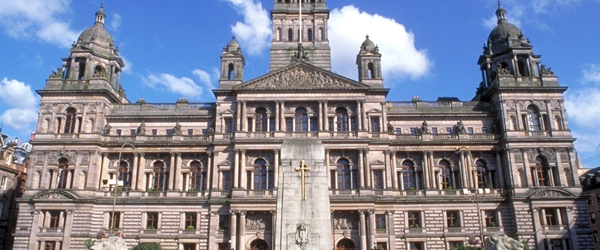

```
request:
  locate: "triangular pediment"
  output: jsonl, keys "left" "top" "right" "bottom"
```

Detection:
{"left": 235, "top": 62, "right": 369, "bottom": 91}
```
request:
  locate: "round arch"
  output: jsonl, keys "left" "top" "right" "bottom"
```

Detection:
{"left": 250, "top": 239, "right": 269, "bottom": 250}
{"left": 336, "top": 238, "right": 356, "bottom": 250}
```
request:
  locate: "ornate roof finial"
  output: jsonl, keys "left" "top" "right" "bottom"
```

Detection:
{"left": 495, "top": 1, "right": 507, "bottom": 24}
{"left": 95, "top": 3, "right": 106, "bottom": 25}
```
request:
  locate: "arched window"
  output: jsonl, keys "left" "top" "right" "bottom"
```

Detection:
{"left": 336, "top": 239, "right": 355, "bottom": 249}
{"left": 288, "top": 28, "right": 294, "bottom": 41}
{"left": 295, "top": 108, "right": 308, "bottom": 132}
{"left": 307, "top": 28, "right": 313, "bottom": 42}
{"left": 57, "top": 158, "right": 70, "bottom": 189}
{"left": 335, "top": 108, "right": 349, "bottom": 132}
{"left": 190, "top": 161, "right": 203, "bottom": 191}
{"left": 402, "top": 160, "right": 417, "bottom": 190}
{"left": 153, "top": 161, "right": 166, "bottom": 191}
{"left": 533, "top": 156, "right": 550, "bottom": 186}
{"left": 319, "top": 27, "right": 325, "bottom": 41}
{"left": 118, "top": 160, "right": 130, "bottom": 188}
{"left": 228, "top": 63, "right": 235, "bottom": 80}
{"left": 336, "top": 158, "right": 355, "bottom": 190}
{"left": 525, "top": 105, "right": 541, "bottom": 131}
{"left": 250, "top": 239, "right": 269, "bottom": 250}
{"left": 475, "top": 160, "right": 488, "bottom": 189}
{"left": 255, "top": 108, "right": 268, "bottom": 132}
{"left": 368, "top": 62, "right": 375, "bottom": 79}
{"left": 64, "top": 107, "right": 77, "bottom": 134}
{"left": 439, "top": 160, "right": 452, "bottom": 189}
{"left": 254, "top": 159, "right": 272, "bottom": 190}
{"left": 554, "top": 115, "right": 563, "bottom": 130}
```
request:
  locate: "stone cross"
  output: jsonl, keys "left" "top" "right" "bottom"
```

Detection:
{"left": 294, "top": 160, "right": 311, "bottom": 200}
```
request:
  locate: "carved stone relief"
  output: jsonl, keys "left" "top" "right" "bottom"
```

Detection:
{"left": 80, "top": 151, "right": 90, "bottom": 164}
{"left": 181, "top": 153, "right": 207, "bottom": 168}
{"left": 48, "top": 150, "right": 77, "bottom": 164}
{"left": 144, "top": 154, "right": 171, "bottom": 168}
{"left": 328, "top": 150, "right": 358, "bottom": 165}
{"left": 527, "top": 148, "right": 556, "bottom": 162}
{"left": 34, "top": 151, "right": 45, "bottom": 164}
{"left": 333, "top": 211, "right": 358, "bottom": 230}
{"left": 33, "top": 190, "right": 75, "bottom": 200}
{"left": 241, "top": 67, "right": 364, "bottom": 90}
{"left": 246, "top": 151, "right": 274, "bottom": 166}
{"left": 245, "top": 212, "right": 271, "bottom": 231}
{"left": 512, "top": 149, "right": 523, "bottom": 163}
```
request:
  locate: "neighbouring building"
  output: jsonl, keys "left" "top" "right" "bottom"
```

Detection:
{"left": 0, "top": 133, "right": 32, "bottom": 250}
{"left": 580, "top": 167, "right": 600, "bottom": 250}
{"left": 13, "top": 1, "right": 593, "bottom": 250}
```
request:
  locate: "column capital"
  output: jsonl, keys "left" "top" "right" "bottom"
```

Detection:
{"left": 273, "top": 149, "right": 280, "bottom": 154}
{"left": 207, "top": 151, "right": 213, "bottom": 157}
{"left": 230, "top": 209, "right": 238, "bottom": 214}
{"left": 270, "top": 209, "right": 276, "bottom": 215}
{"left": 359, "top": 210, "right": 366, "bottom": 215}
{"left": 176, "top": 152, "right": 182, "bottom": 157}
{"left": 239, "top": 210, "right": 246, "bottom": 216}
{"left": 386, "top": 210, "right": 394, "bottom": 215}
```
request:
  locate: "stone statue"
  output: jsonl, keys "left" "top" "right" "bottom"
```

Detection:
{"left": 540, "top": 64, "right": 554, "bottom": 75}
{"left": 387, "top": 121, "right": 394, "bottom": 134}
{"left": 421, "top": 121, "right": 429, "bottom": 134}
{"left": 172, "top": 122, "right": 182, "bottom": 136}
{"left": 102, "top": 124, "right": 111, "bottom": 135}
{"left": 457, "top": 120, "right": 466, "bottom": 134}
{"left": 497, "top": 64, "right": 510, "bottom": 75}
{"left": 295, "top": 224, "right": 309, "bottom": 249}
{"left": 137, "top": 122, "right": 146, "bottom": 136}
{"left": 90, "top": 236, "right": 128, "bottom": 250}
{"left": 49, "top": 68, "right": 64, "bottom": 79}
{"left": 484, "top": 235, "right": 525, "bottom": 250}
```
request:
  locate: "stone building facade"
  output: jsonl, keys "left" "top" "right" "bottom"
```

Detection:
{"left": 580, "top": 167, "right": 600, "bottom": 250}
{"left": 0, "top": 133, "right": 32, "bottom": 250}
{"left": 13, "top": 1, "right": 593, "bottom": 250}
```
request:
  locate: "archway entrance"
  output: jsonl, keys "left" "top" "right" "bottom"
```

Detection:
{"left": 336, "top": 239, "right": 356, "bottom": 250}
{"left": 250, "top": 239, "right": 269, "bottom": 250}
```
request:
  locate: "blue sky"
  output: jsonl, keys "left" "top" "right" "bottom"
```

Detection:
{"left": 0, "top": 0, "right": 599, "bottom": 167}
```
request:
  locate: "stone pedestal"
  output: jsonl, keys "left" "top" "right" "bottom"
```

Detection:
{"left": 274, "top": 139, "right": 332, "bottom": 250}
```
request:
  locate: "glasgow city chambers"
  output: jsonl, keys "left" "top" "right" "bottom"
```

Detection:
{"left": 13, "top": 1, "right": 593, "bottom": 250}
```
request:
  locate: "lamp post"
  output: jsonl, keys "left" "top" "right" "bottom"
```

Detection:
{"left": 110, "top": 141, "right": 135, "bottom": 232}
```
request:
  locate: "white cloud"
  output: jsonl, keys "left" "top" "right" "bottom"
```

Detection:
{"left": 223, "top": 0, "right": 271, "bottom": 55}
{"left": 582, "top": 64, "right": 600, "bottom": 84}
{"left": 143, "top": 72, "right": 204, "bottom": 99}
{"left": 531, "top": 0, "right": 582, "bottom": 14}
{"left": 329, "top": 6, "right": 431, "bottom": 83}
{"left": 0, "top": 0, "right": 79, "bottom": 48}
{"left": 110, "top": 13, "right": 122, "bottom": 31}
{"left": 121, "top": 56, "right": 133, "bottom": 74}
{"left": 565, "top": 87, "right": 600, "bottom": 153}
{"left": 193, "top": 68, "right": 220, "bottom": 97}
{"left": 0, "top": 78, "right": 39, "bottom": 131}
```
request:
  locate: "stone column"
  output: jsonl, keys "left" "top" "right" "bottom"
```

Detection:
{"left": 28, "top": 210, "right": 41, "bottom": 250}
{"left": 212, "top": 152, "right": 219, "bottom": 189}
{"left": 387, "top": 211, "right": 396, "bottom": 248}
{"left": 230, "top": 210, "right": 238, "bottom": 249}
{"left": 233, "top": 150, "right": 240, "bottom": 188}
{"left": 62, "top": 210, "right": 74, "bottom": 249}
{"left": 384, "top": 150, "right": 392, "bottom": 189}
{"left": 515, "top": 106, "right": 523, "bottom": 130}
{"left": 391, "top": 151, "right": 398, "bottom": 189}
{"left": 326, "top": 149, "right": 331, "bottom": 189}
{"left": 368, "top": 210, "right": 375, "bottom": 249}
{"left": 240, "top": 150, "right": 247, "bottom": 189}
{"left": 357, "top": 101, "right": 363, "bottom": 131}
{"left": 271, "top": 210, "right": 277, "bottom": 249}
{"left": 242, "top": 101, "right": 247, "bottom": 132}
{"left": 208, "top": 211, "right": 218, "bottom": 250}
{"left": 175, "top": 153, "right": 183, "bottom": 190}
{"left": 318, "top": 101, "right": 323, "bottom": 131}
{"left": 131, "top": 153, "right": 139, "bottom": 190}
{"left": 359, "top": 150, "right": 365, "bottom": 188}
{"left": 280, "top": 102, "right": 286, "bottom": 132}
{"left": 532, "top": 208, "right": 542, "bottom": 248}
{"left": 365, "top": 149, "right": 371, "bottom": 188}
{"left": 359, "top": 210, "right": 367, "bottom": 250}
{"left": 206, "top": 151, "right": 213, "bottom": 191}
{"left": 274, "top": 150, "right": 279, "bottom": 188}
{"left": 99, "top": 153, "right": 109, "bottom": 189}
{"left": 381, "top": 102, "right": 387, "bottom": 132}
{"left": 236, "top": 101, "right": 242, "bottom": 131}
{"left": 169, "top": 153, "right": 176, "bottom": 190}
{"left": 323, "top": 101, "right": 329, "bottom": 131}
{"left": 565, "top": 207, "right": 579, "bottom": 250}
{"left": 238, "top": 211, "right": 246, "bottom": 250}
{"left": 139, "top": 153, "right": 146, "bottom": 190}
{"left": 495, "top": 151, "right": 504, "bottom": 188}
{"left": 275, "top": 101, "right": 280, "bottom": 131}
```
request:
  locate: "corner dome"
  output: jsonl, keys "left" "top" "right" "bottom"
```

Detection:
{"left": 226, "top": 37, "right": 241, "bottom": 52}
{"left": 488, "top": 22, "right": 523, "bottom": 44}
{"left": 361, "top": 35, "right": 375, "bottom": 51}
{"left": 76, "top": 5, "right": 114, "bottom": 47}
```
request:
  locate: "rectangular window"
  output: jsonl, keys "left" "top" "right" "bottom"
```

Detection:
{"left": 44, "top": 241, "right": 57, "bottom": 250}
{"left": 432, "top": 127, "right": 438, "bottom": 135}
{"left": 183, "top": 244, "right": 196, "bottom": 250}
{"left": 543, "top": 208, "right": 560, "bottom": 226}
{"left": 152, "top": 129, "right": 158, "bottom": 137}
{"left": 375, "top": 242, "right": 387, "bottom": 250}
{"left": 409, "top": 242, "right": 423, "bottom": 250}
{"left": 485, "top": 210, "right": 497, "bottom": 227}
{"left": 222, "top": 171, "right": 232, "bottom": 190}
{"left": 310, "top": 117, "right": 318, "bottom": 132}
{"left": 185, "top": 213, "right": 197, "bottom": 230}
{"left": 247, "top": 118, "right": 253, "bottom": 132}
{"left": 376, "top": 214, "right": 387, "bottom": 229}
{"left": 224, "top": 118, "right": 233, "bottom": 133}
{"left": 446, "top": 211, "right": 460, "bottom": 227}
{"left": 147, "top": 212, "right": 159, "bottom": 229}
{"left": 48, "top": 211, "right": 62, "bottom": 228}
{"left": 373, "top": 170, "right": 384, "bottom": 190}
{"left": 395, "top": 128, "right": 402, "bottom": 135}
{"left": 468, "top": 127, "right": 474, "bottom": 135}
{"left": 410, "top": 128, "right": 417, "bottom": 135}
{"left": 408, "top": 211, "right": 421, "bottom": 228}
{"left": 446, "top": 127, "right": 452, "bottom": 135}
{"left": 130, "top": 129, "right": 136, "bottom": 137}
{"left": 218, "top": 215, "right": 230, "bottom": 230}
{"left": 371, "top": 117, "right": 380, "bottom": 133}
{"left": 109, "top": 212, "right": 121, "bottom": 229}
{"left": 116, "top": 129, "right": 122, "bottom": 137}
{"left": 351, "top": 117, "right": 357, "bottom": 131}
{"left": 482, "top": 127, "right": 488, "bottom": 133}
{"left": 269, "top": 117, "right": 275, "bottom": 132}
{"left": 286, "top": 118, "right": 293, "bottom": 132}
{"left": 166, "top": 129, "right": 173, "bottom": 136}
{"left": 328, "top": 117, "right": 334, "bottom": 132}
{"left": 550, "top": 239, "right": 563, "bottom": 250}
{"left": 190, "top": 129, "right": 195, "bottom": 136}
